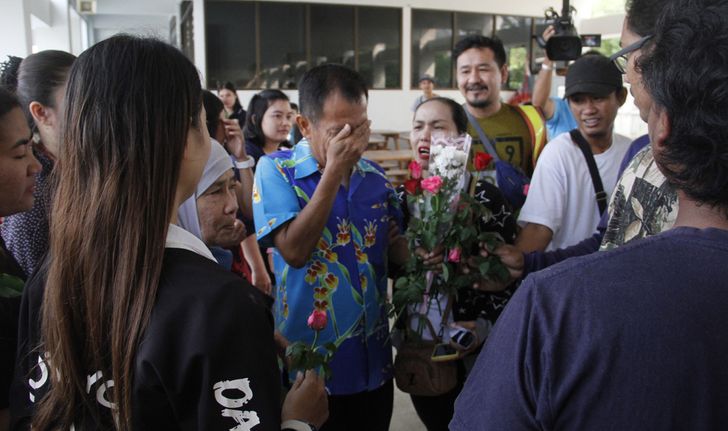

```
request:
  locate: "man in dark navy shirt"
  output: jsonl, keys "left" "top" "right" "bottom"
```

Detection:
{"left": 451, "top": 1, "right": 728, "bottom": 429}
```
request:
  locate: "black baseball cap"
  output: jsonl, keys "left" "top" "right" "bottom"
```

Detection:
{"left": 564, "top": 53, "right": 623, "bottom": 98}
{"left": 419, "top": 75, "right": 435, "bottom": 83}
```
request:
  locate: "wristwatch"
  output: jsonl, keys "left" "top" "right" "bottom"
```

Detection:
{"left": 235, "top": 155, "right": 255, "bottom": 170}
{"left": 281, "top": 419, "right": 317, "bottom": 431}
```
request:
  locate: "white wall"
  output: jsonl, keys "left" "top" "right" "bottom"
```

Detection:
{"left": 31, "top": 0, "right": 72, "bottom": 52}
{"left": 0, "top": 0, "right": 33, "bottom": 57}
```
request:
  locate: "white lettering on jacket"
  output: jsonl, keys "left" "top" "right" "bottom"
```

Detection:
{"left": 27, "top": 355, "right": 49, "bottom": 402}
{"left": 213, "top": 378, "right": 260, "bottom": 430}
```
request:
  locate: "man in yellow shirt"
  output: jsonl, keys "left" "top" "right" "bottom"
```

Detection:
{"left": 454, "top": 35, "right": 546, "bottom": 177}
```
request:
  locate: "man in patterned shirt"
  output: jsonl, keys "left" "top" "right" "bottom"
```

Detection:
{"left": 253, "top": 64, "right": 437, "bottom": 431}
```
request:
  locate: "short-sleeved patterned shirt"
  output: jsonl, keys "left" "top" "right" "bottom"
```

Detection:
{"left": 600, "top": 145, "right": 678, "bottom": 251}
{"left": 253, "top": 140, "right": 403, "bottom": 395}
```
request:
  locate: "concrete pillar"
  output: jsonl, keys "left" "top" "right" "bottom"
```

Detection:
{"left": 192, "top": 0, "right": 206, "bottom": 84}
{"left": 402, "top": 6, "right": 412, "bottom": 90}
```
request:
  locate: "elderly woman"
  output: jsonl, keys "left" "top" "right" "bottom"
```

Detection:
{"left": 178, "top": 139, "right": 247, "bottom": 273}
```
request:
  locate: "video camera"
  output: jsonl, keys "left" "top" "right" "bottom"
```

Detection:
{"left": 536, "top": 0, "right": 602, "bottom": 62}
{"left": 542, "top": 1, "right": 582, "bottom": 61}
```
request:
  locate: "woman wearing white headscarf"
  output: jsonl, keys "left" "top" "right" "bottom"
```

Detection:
{"left": 178, "top": 139, "right": 246, "bottom": 269}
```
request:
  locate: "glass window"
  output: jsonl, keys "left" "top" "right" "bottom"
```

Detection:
{"left": 259, "top": 2, "right": 306, "bottom": 89}
{"left": 411, "top": 9, "right": 452, "bottom": 89}
{"left": 310, "top": 5, "right": 355, "bottom": 68}
{"left": 205, "top": 1, "right": 256, "bottom": 89}
{"left": 358, "top": 7, "right": 401, "bottom": 89}
{"left": 496, "top": 15, "right": 532, "bottom": 91}
{"left": 455, "top": 12, "right": 493, "bottom": 39}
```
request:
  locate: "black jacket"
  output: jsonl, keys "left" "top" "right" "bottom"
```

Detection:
{"left": 11, "top": 248, "right": 281, "bottom": 430}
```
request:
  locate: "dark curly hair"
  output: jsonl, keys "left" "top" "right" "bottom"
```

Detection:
{"left": 0, "top": 55, "right": 23, "bottom": 92}
{"left": 453, "top": 35, "right": 506, "bottom": 69}
{"left": 625, "top": 0, "right": 663, "bottom": 37}
{"left": 639, "top": 0, "right": 728, "bottom": 212}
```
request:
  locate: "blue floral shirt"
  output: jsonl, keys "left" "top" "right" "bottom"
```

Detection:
{"left": 253, "top": 140, "right": 403, "bottom": 395}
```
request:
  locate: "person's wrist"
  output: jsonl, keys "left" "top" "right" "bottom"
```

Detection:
{"left": 235, "top": 155, "right": 255, "bottom": 169}
{"left": 541, "top": 63, "right": 553, "bottom": 71}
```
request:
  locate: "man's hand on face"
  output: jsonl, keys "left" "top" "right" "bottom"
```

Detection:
{"left": 324, "top": 119, "right": 371, "bottom": 178}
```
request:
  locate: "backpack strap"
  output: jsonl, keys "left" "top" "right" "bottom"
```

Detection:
{"left": 514, "top": 104, "right": 547, "bottom": 168}
{"left": 569, "top": 129, "right": 608, "bottom": 215}
{"left": 463, "top": 105, "right": 501, "bottom": 162}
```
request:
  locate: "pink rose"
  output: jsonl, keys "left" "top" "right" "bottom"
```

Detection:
{"left": 448, "top": 247, "right": 461, "bottom": 263}
{"left": 420, "top": 176, "right": 443, "bottom": 194}
{"left": 307, "top": 309, "right": 328, "bottom": 331}
{"left": 408, "top": 160, "right": 423, "bottom": 180}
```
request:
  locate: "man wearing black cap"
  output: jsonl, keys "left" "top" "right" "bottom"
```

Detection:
{"left": 411, "top": 75, "right": 438, "bottom": 111}
{"left": 516, "top": 53, "right": 630, "bottom": 252}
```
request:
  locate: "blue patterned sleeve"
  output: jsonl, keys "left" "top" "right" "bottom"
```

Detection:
{"left": 386, "top": 181, "right": 405, "bottom": 233}
{"left": 252, "top": 156, "right": 301, "bottom": 243}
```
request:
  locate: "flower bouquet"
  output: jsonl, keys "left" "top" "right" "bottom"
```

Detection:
{"left": 392, "top": 134, "right": 510, "bottom": 336}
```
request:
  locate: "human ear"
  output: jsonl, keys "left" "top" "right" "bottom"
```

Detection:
{"left": 617, "top": 87, "right": 628, "bottom": 106}
{"left": 500, "top": 64, "right": 509, "bottom": 86}
{"left": 652, "top": 108, "right": 671, "bottom": 150}
{"left": 29, "top": 101, "right": 52, "bottom": 127}
{"left": 297, "top": 115, "right": 312, "bottom": 138}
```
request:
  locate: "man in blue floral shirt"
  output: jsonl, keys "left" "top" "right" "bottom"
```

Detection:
{"left": 253, "top": 64, "right": 416, "bottom": 430}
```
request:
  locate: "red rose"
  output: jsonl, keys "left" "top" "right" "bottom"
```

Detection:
{"left": 307, "top": 309, "right": 328, "bottom": 331}
{"left": 421, "top": 176, "right": 443, "bottom": 194}
{"left": 408, "top": 160, "right": 423, "bottom": 180}
{"left": 474, "top": 152, "right": 493, "bottom": 171}
{"left": 448, "top": 247, "right": 461, "bottom": 263}
{"left": 404, "top": 178, "right": 420, "bottom": 195}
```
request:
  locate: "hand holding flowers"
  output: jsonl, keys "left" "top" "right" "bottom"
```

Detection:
{"left": 392, "top": 134, "right": 510, "bottom": 322}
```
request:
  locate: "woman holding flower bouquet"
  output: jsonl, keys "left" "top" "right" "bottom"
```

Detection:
{"left": 393, "top": 97, "right": 518, "bottom": 431}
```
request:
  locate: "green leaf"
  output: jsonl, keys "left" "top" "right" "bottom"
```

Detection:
{"left": 337, "top": 262, "right": 352, "bottom": 286}
{"left": 322, "top": 227, "right": 333, "bottom": 243}
{"left": 351, "top": 286, "right": 364, "bottom": 306}
{"left": 478, "top": 261, "right": 491, "bottom": 275}
{"left": 394, "top": 276, "right": 409, "bottom": 290}
{"left": 293, "top": 186, "right": 311, "bottom": 203}
{"left": 0, "top": 273, "right": 24, "bottom": 298}
{"left": 441, "top": 263, "right": 450, "bottom": 282}
{"left": 351, "top": 225, "right": 364, "bottom": 246}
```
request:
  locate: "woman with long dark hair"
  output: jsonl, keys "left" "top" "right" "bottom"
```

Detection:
{"left": 0, "top": 50, "right": 75, "bottom": 278}
{"left": 0, "top": 87, "right": 41, "bottom": 431}
{"left": 12, "top": 35, "right": 326, "bottom": 430}
{"left": 244, "top": 89, "right": 294, "bottom": 162}
{"left": 218, "top": 81, "right": 246, "bottom": 128}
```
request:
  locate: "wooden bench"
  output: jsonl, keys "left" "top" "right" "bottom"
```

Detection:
{"left": 363, "top": 149, "right": 413, "bottom": 185}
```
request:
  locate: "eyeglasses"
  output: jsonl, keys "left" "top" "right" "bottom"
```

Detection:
{"left": 609, "top": 35, "right": 653, "bottom": 74}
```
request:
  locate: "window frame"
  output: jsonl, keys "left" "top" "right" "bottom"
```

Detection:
{"left": 204, "top": 1, "right": 403, "bottom": 90}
